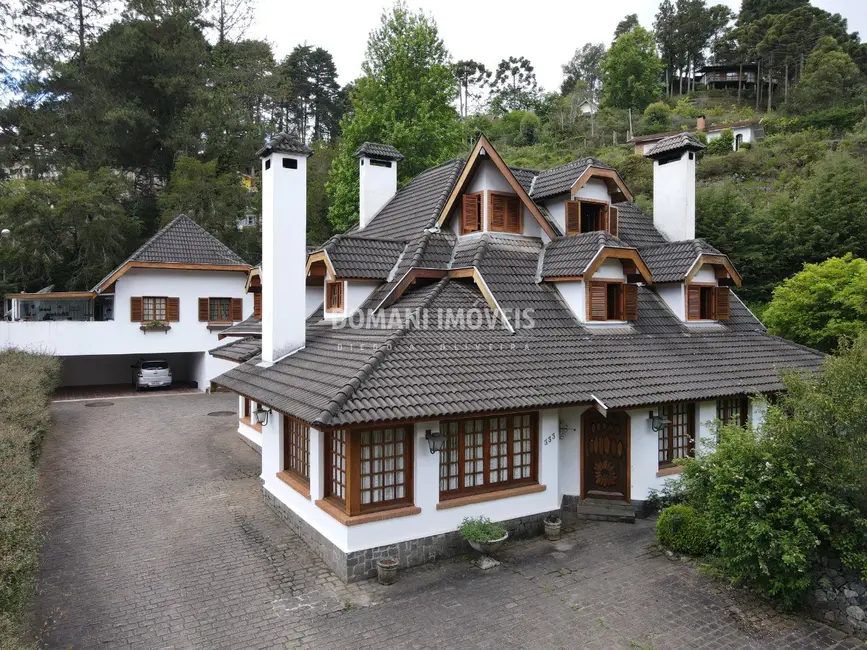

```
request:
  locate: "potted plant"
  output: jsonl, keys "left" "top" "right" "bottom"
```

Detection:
{"left": 544, "top": 515, "right": 562, "bottom": 541}
{"left": 376, "top": 557, "right": 399, "bottom": 585}
{"left": 458, "top": 516, "right": 509, "bottom": 555}
{"left": 140, "top": 320, "right": 170, "bottom": 333}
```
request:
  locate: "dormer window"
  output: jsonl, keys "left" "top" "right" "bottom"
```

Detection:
{"left": 687, "top": 285, "right": 730, "bottom": 321}
{"left": 587, "top": 281, "right": 638, "bottom": 322}
{"left": 489, "top": 192, "right": 521, "bottom": 233}
{"left": 326, "top": 281, "right": 344, "bottom": 313}
{"left": 566, "top": 200, "right": 619, "bottom": 237}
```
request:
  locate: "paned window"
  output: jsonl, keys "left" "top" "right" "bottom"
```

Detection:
{"left": 143, "top": 297, "right": 167, "bottom": 322}
{"left": 283, "top": 415, "right": 310, "bottom": 483}
{"left": 658, "top": 403, "right": 696, "bottom": 468}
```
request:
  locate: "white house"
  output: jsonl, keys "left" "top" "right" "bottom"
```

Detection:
{"left": 212, "top": 132, "right": 822, "bottom": 583}
{"left": 2, "top": 215, "right": 253, "bottom": 389}
{"left": 632, "top": 116, "right": 764, "bottom": 154}
{"left": 576, "top": 99, "right": 598, "bottom": 116}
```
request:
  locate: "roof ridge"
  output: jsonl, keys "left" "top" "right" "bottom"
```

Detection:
{"left": 317, "top": 277, "right": 451, "bottom": 426}
{"left": 409, "top": 230, "right": 432, "bottom": 268}
{"left": 470, "top": 233, "right": 490, "bottom": 268}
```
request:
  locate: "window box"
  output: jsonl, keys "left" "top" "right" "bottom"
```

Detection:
{"left": 140, "top": 322, "right": 171, "bottom": 333}
{"left": 206, "top": 323, "right": 232, "bottom": 332}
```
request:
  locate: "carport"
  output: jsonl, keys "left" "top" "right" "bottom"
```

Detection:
{"left": 57, "top": 352, "right": 203, "bottom": 391}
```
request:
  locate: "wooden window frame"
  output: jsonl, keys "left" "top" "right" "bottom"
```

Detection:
{"left": 716, "top": 397, "right": 748, "bottom": 427}
{"left": 658, "top": 403, "right": 696, "bottom": 469}
{"left": 324, "top": 426, "right": 414, "bottom": 516}
{"left": 439, "top": 412, "right": 538, "bottom": 501}
{"left": 566, "top": 198, "right": 610, "bottom": 236}
{"left": 199, "top": 297, "right": 242, "bottom": 323}
{"left": 488, "top": 190, "right": 522, "bottom": 234}
{"left": 253, "top": 291, "right": 262, "bottom": 319}
{"left": 325, "top": 281, "right": 344, "bottom": 313}
{"left": 460, "top": 192, "right": 483, "bottom": 235}
{"left": 587, "top": 279, "right": 627, "bottom": 321}
{"left": 208, "top": 297, "right": 232, "bottom": 322}
{"left": 142, "top": 296, "right": 168, "bottom": 323}
{"left": 687, "top": 283, "right": 728, "bottom": 321}
{"left": 282, "top": 415, "right": 310, "bottom": 485}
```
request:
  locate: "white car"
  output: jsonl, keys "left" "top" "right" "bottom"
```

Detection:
{"left": 131, "top": 359, "right": 172, "bottom": 391}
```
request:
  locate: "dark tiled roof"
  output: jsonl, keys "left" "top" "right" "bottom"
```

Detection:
{"left": 358, "top": 159, "right": 464, "bottom": 242}
{"left": 529, "top": 157, "right": 611, "bottom": 200}
{"left": 614, "top": 202, "right": 668, "bottom": 248}
{"left": 541, "top": 232, "right": 630, "bottom": 278}
{"left": 509, "top": 167, "right": 538, "bottom": 194}
{"left": 219, "top": 315, "right": 261, "bottom": 338}
{"left": 353, "top": 142, "right": 405, "bottom": 161}
{"left": 631, "top": 129, "right": 686, "bottom": 144}
{"left": 645, "top": 132, "right": 706, "bottom": 158}
{"left": 322, "top": 236, "right": 405, "bottom": 279}
{"left": 640, "top": 240, "right": 723, "bottom": 283}
{"left": 210, "top": 337, "right": 261, "bottom": 363}
{"left": 255, "top": 132, "right": 313, "bottom": 157}
{"left": 92, "top": 215, "right": 248, "bottom": 291}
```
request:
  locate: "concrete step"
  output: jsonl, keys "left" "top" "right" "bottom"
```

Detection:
{"left": 574, "top": 499, "right": 637, "bottom": 524}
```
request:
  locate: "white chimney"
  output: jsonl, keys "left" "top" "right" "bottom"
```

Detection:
{"left": 354, "top": 142, "right": 404, "bottom": 230}
{"left": 257, "top": 133, "right": 313, "bottom": 364}
{"left": 645, "top": 133, "right": 705, "bottom": 242}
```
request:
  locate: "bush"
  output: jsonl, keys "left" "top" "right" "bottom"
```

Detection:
{"left": 656, "top": 505, "right": 714, "bottom": 556}
{"left": 705, "top": 128, "right": 734, "bottom": 156}
{"left": 458, "top": 516, "right": 507, "bottom": 543}
{"left": 642, "top": 101, "right": 671, "bottom": 134}
{"left": 0, "top": 351, "right": 59, "bottom": 648}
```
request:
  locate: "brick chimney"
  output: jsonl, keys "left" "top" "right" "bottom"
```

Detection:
{"left": 645, "top": 133, "right": 705, "bottom": 242}
{"left": 354, "top": 142, "right": 404, "bottom": 230}
{"left": 696, "top": 115, "right": 707, "bottom": 132}
{"left": 256, "top": 133, "right": 313, "bottom": 364}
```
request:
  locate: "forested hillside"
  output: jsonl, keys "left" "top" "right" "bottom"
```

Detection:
{"left": 0, "top": 0, "right": 865, "bottom": 316}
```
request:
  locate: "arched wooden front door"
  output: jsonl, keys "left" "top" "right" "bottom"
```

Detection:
{"left": 582, "top": 409, "right": 629, "bottom": 501}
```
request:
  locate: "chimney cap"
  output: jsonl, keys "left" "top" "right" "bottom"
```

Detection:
{"left": 256, "top": 132, "right": 313, "bottom": 159}
{"left": 644, "top": 132, "right": 705, "bottom": 159}
{"left": 353, "top": 142, "right": 405, "bottom": 161}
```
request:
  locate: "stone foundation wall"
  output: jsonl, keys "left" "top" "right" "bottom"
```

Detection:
{"left": 238, "top": 431, "right": 262, "bottom": 454}
{"left": 810, "top": 555, "right": 867, "bottom": 639}
{"left": 561, "top": 495, "right": 651, "bottom": 518}
{"left": 263, "top": 484, "right": 558, "bottom": 583}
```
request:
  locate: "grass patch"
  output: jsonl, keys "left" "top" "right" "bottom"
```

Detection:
{"left": 0, "top": 350, "right": 59, "bottom": 649}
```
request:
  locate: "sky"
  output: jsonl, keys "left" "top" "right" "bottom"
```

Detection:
{"left": 249, "top": 0, "right": 867, "bottom": 91}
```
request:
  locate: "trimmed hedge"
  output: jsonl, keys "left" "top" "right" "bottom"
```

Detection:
{"left": 656, "top": 505, "right": 714, "bottom": 556}
{"left": 0, "top": 351, "right": 59, "bottom": 648}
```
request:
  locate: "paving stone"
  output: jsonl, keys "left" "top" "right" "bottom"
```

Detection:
{"left": 30, "top": 393, "right": 862, "bottom": 650}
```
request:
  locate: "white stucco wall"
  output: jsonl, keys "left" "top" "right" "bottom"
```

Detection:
{"left": 322, "top": 278, "right": 379, "bottom": 321}
{"left": 306, "top": 285, "right": 324, "bottom": 318}
{"left": 358, "top": 157, "right": 397, "bottom": 230}
{"left": 557, "top": 406, "right": 586, "bottom": 499}
{"left": 573, "top": 177, "right": 610, "bottom": 203}
{"left": 692, "top": 264, "right": 718, "bottom": 284}
{"left": 555, "top": 280, "right": 587, "bottom": 322}
{"left": 593, "top": 258, "right": 626, "bottom": 280}
{"left": 652, "top": 150, "right": 696, "bottom": 242}
{"left": 656, "top": 284, "right": 686, "bottom": 321}
{"left": 706, "top": 126, "right": 754, "bottom": 150}
{"left": 1, "top": 268, "right": 251, "bottom": 359}
{"left": 543, "top": 196, "right": 568, "bottom": 235}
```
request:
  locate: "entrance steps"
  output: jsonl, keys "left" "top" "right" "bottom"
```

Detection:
{"left": 573, "top": 498, "right": 637, "bottom": 524}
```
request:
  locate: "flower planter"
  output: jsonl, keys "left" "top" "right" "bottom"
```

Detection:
{"left": 544, "top": 517, "right": 562, "bottom": 541}
{"left": 140, "top": 324, "right": 171, "bottom": 334}
{"left": 468, "top": 532, "right": 509, "bottom": 555}
{"left": 376, "top": 558, "right": 399, "bottom": 585}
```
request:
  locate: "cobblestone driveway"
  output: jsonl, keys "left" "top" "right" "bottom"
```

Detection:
{"left": 33, "top": 393, "right": 858, "bottom": 649}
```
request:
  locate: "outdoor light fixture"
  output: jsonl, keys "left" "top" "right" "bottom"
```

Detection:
{"left": 253, "top": 407, "right": 271, "bottom": 426}
{"left": 649, "top": 409, "right": 671, "bottom": 432}
{"left": 425, "top": 429, "right": 447, "bottom": 454}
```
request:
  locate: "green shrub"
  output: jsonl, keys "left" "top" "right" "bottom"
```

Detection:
{"left": 0, "top": 351, "right": 59, "bottom": 648}
{"left": 705, "top": 128, "right": 734, "bottom": 156}
{"left": 458, "top": 516, "right": 507, "bottom": 543}
{"left": 656, "top": 505, "right": 714, "bottom": 556}
{"left": 647, "top": 480, "right": 686, "bottom": 514}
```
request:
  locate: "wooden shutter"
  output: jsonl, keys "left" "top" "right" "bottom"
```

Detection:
{"left": 231, "top": 298, "right": 243, "bottom": 321}
{"left": 253, "top": 292, "right": 262, "bottom": 319}
{"left": 489, "top": 194, "right": 506, "bottom": 231}
{"left": 461, "top": 193, "right": 481, "bottom": 234}
{"left": 686, "top": 286, "right": 702, "bottom": 321}
{"left": 588, "top": 281, "right": 607, "bottom": 321}
{"left": 130, "top": 296, "right": 143, "bottom": 322}
{"left": 167, "top": 297, "right": 180, "bottom": 322}
{"left": 609, "top": 205, "right": 619, "bottom": 237}
{"left": 198, "top": 297, "right": 209, "bottom": 321}
{"left": 505, "top": 196, "right": 521, "bottom": 233}
{"left": 715, "top": 287, "right": 730, "bottom": 320}
{"left": 565, "top": 200, "right": 580, "bottom": 235}
{"left": 624, "top": 284, "right": 639, "bottom": 321}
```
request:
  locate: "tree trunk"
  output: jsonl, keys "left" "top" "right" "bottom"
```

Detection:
{"left": 737, "top": 63, "right": 743, "bottom": 104}
{"left": 767, "top": 54, "right": 773, "bottom": 113}
{"left": 755, "top": 59, "right": 761, "bottom": 110}
{"left": 784, "top": 62, "right": 789, "bottom": 103}
{"left": 76, "top": 0, "right": 86, "bottom": 67}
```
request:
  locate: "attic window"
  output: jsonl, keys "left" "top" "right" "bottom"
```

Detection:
{"left": 488, "top": 192, "right": 521, "bottom": 233}
{"left": 369, "top": 158, "right": 392, "bottom": 168}
{"left": 461, "top": 192, "right": 482, "bottom": 234}
{"left": 326, "top": 281, "right": 344, "bottom": 313}
{"left": 686, "top": 285, "right": 730, "bottom": 321}
{"left": 282, "top": 158, "right": 297, "bottom": 169}
{"left": 566, "top": 200, "right": 616, "bottom": 236}
{"left": 587, "top": 281, "right": 638, "bottom": 322}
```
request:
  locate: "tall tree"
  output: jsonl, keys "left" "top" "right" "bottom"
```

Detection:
{"left": 326, "top": 1, "right": 461, "bottom": 232}
{"left": 18, "top": 0, "right": 116, "bottom": 69}
{"left": 453, "top": 60, "right": 490, "bottom": 117}
{"left": 613, "top": 14, "right": 639, "bottom": 40}
{"left": 601, "top": 25, "right": 663, "bottom": 110}
{"left": 489, "top": 56, "right": 539, "bottom": 113}
{"left": 274, "top": 45, "right": 342, "bottom": 143}
{"left": 206, "top": 0, "right": 255, "bottom": 44}
{"left": 654, "top": 0, "right": 680, "bottom": 96}
{"left": 561, "top": 43, "right": 605, "bottom": 98}
{"left": 787, "top": 37, "right": 863, "bottom": 113}
{"left": 738, "top": 0, "right": 808, "bottom": 26}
